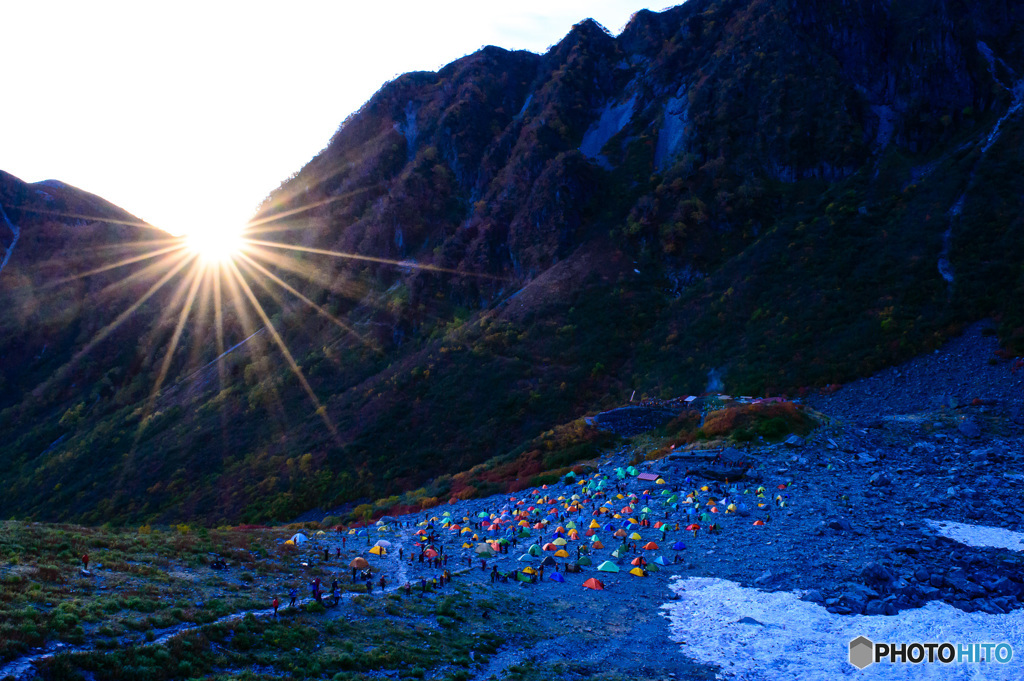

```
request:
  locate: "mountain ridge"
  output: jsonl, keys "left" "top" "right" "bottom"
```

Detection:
{"left": 2, "top": 0, "right": 1024, "bottom": 525}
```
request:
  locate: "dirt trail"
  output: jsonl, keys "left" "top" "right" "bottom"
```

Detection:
{"left": 0, "top": 530, "right": 418, "bottom": 681}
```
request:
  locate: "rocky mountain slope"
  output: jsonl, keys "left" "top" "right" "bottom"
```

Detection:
{"left": 3, "top": 0, "right": 1024, "bottom": 526}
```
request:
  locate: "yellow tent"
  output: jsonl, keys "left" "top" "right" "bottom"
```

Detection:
{"left": 369, "top": 545, "right": 386, "bottom": 556}
{"left": 629, "top": 567, "right": 646, "bottom": 577}
{"left": 553, "top": 538, "right": 568, "bottom": 546}
{"left": 629, "top": 532, "right": 642, "bottom": 540}
{"left": 522, "top": 566, "right": 537, "bottom": 575}
{"left": 554, "top": 549, "right": 570, "bottom": 558}
{"left": 589, "top": 520, "right": 601, "bottom": 529}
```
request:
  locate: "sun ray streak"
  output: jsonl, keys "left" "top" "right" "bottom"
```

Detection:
{"left": 41, "top": 253, "right": 197, "bottom": 393}
{"left": 234, "top": 257, "right": 289, "bottom": 309}
{"left": 244, "top": 185, "right": 379, "bottom": 232}
{"left": 236, "top": 251, "right": 380, "bottom": 353}
{"left": 97, "top": 248, "right": 193, "bottom": 299}
{"left": 243, "top": 244, "right": 362, "bottom": 298}
{"left": 144, "top": 262, "right": 206, "bottom": 413}
{"left": 243, "top": 238, "right": 507, "bottom": 280}
{"left": 73, "top": 237, "right": 186, "bottom": 254}
{"left": 46, "top": 243, "right": 188, "bottom": 287}
{"left": 226, "top": 260, "right": 340, "bottom": 440}
{"left": 9, "top": 206, "right": 167, "bottom": 232}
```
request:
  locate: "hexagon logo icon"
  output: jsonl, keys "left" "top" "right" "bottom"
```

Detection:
{"left": 849, "top": 636, "right": 874, "bottom": 670}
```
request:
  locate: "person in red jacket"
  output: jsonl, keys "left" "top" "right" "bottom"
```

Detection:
{"left": 81, "top": 554, "right": 89, "bottom": 571}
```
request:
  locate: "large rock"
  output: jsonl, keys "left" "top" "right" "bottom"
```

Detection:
{"left": 861, "top": 562, "right": 895, "bottom": 587}
{"left": 868, "top": 472, "right": 892, "bottom": 486}
{"left": 957, "top": 419, "right": 982, "bottom": 439}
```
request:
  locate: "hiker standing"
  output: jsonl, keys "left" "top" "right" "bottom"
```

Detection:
{"left": 324, "top": 547, "right": 330, "bottom": 562}
{"left": 288, "top": 587, "right": 298, "bottom": 608}
{"left": 272, "top": 597, "right": 280, "bottom": 616}
{"left": 81, "top": 554, "right": 89, "bottom": 571}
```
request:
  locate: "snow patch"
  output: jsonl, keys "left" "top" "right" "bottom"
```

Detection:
{"left": 0, "top": 202, "right": 21, "bottom": 277}
{"left": 393, "top": 101, "right": 419, "bottom": 162}
{"left": 580, "top": 95, "right": 637, "bottom": 165}
{"left": 516, "top": 94, "right": 533, "bottom": 119}
{"left": 870, "top": 104, "right": 898, "bottom": 150}
{"left": 927, "top": 520, "right": 1024, "bottom": 552}
{"left": 662, "top": 577, "right": 1024, "bottom": 680}
{"left": 655, "top": 92, "right": 689, "bottom": 171}
{"left": 982, "top": 79, "right": 1024, "bottom": 154}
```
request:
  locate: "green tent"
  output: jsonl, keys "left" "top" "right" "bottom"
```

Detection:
{"left": 528, "top": 544, "right": 542, "bottom": 557}
{"left": 610, "top": 548, "right": 626, "bottom": 559}
{"left": 578, "top": 556, "right": 593, "bottom": 566}
{"left": 597, "top": 561, "right": 620, "bottom": 573}
{"left": 518, "top": 553, "right": 535, "bottom": 562}
{"left": 626, "top": 466, "right": 639, "bottom": 476}
{"left": 516, "top": 572, "right": 532, "bottom": 583}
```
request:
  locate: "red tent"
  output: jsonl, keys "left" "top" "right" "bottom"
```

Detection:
{"left": 583, "top": 578, "right": 605, "bottom": 590}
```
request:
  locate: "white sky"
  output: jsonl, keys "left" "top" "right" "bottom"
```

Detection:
{"left": 1, "top": 1, "right": 660, "bottom": 237}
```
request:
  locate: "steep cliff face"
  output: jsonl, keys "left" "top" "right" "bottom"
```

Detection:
{"left": 259, "top": 0, "right": 1024, "bottom": 309}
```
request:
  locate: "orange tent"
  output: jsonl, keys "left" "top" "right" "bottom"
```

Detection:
{"left": 423, "top": 548, "right": 438, "bottom": 558}
{"left": 643, "top": 541, "right": 659, "bottom": 550}
{"left": 583, "top": 578, "right": 605, "bottom": 590}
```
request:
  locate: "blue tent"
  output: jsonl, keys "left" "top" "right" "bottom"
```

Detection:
{"left": 672, "top": 541, "right": 686, "bottom": 551}
{"left": 550, "top": 572, "right": 566, "bottom": 583}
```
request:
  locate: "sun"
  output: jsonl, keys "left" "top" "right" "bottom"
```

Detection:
{"left": 184, "top": 223, "right": 246, "bottom": 263}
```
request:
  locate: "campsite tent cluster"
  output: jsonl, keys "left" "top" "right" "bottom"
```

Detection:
{"left": 295, "top": 463, "right": 790, "bottom": 593}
